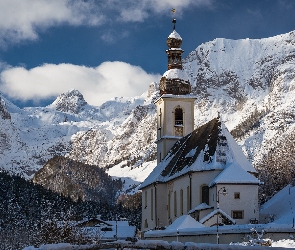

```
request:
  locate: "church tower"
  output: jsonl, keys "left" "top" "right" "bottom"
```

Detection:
{"left": 155, "top": 19, "right": 196, "bottom": 163}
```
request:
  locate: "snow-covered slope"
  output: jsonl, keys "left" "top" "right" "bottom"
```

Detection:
{"left": 1, "top": 31, "right": 295, "bottom": 192}
{"left": 260, "top": 183, "right": 295, "bottom": 224}
{"left": 183, "top": 30, "right": 295, "bottom": 165}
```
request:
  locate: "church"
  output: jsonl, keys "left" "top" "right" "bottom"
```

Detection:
{"left": 140, "top": 19, "right": 261, "bottom": 233}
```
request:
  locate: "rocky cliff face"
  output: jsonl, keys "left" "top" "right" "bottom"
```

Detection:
{"left": 49, "top": 89, "right": 87, "bottom": 114}
{"left": 1, "top": 31, "right": 295, "bottom": 191}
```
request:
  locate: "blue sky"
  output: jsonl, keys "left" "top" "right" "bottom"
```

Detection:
{"left": 0, "top": 0, "right": 295, "bottom": 108}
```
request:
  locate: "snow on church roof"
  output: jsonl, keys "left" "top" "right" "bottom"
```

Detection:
{"left": 221, "top": 122, "right": 255, "bottom": 173}
{"left": 168, "top": 30, "right": 182, "bottom": 40}
{"left": 165, "top": 215, "right": 205, "bottom": 231}
{"left": 188, "top": 203, "right": 213, "bottom": 214}
{"left": 140, "top": 117, "right": 257, "bottom": 189}
{"left": 162, "top": 68, "right": 190, "bottom": 82}
{"left": 199, "top": 209, "right": 236, "bottom": 225}
{"left": 210, "top": 162, "right": 261, "bottom": 186}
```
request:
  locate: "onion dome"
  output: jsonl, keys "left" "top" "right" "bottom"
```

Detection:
{"left": 167, "top": 30, "right": 182, "bottom": 48}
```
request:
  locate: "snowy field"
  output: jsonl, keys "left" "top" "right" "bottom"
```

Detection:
{"left": 107, "top": 160, "right": 157, "bottom": 194}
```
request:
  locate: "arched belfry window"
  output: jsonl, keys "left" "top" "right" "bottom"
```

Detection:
{"left": 175, "top": 108, "right": 183, "bottom": 125}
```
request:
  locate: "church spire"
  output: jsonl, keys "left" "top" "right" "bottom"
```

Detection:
{"left": 166, "top": 19, "right": 183, "bottom": 70}
{"left": 159, "top": 18, "right": 191, "bottom": 95}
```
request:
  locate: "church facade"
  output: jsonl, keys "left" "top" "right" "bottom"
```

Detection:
{"left": 140, "top": 20, "right": 261, "bottom": 232}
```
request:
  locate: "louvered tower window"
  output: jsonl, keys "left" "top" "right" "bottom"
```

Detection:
{"left": 175, "top": 108, "right": 183, "bottom": 125}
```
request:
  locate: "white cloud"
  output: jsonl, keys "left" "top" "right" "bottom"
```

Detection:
{"left": 0, "top": 0, "right": 213, "bottom": 47}
{"left": 0, "top": 62, "right": 161, "bottom": 106}
{"left": 0, "top": 0, "right": 105, "bottom": 47}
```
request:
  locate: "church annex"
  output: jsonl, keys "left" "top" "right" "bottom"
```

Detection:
{"left": 140, "top": 19, "right": 261, "bottom": 233}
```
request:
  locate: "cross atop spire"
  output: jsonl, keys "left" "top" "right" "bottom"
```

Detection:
{"left": 171, "top": 8, "right": 176, "bottom": 30}
{"left": 172, "top": 18, "right": 176, "bottom": 31}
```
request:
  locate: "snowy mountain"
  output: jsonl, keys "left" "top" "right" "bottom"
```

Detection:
{"left": 0, "top": 86, "right": 157, "bottom": 183}
{"left": 1, "top": 30, "right": 295, "bottom": 194}
{"left": 183, "top": 30, "right": 295, "bottom": 166}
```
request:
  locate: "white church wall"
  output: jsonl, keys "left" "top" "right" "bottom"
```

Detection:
{"left": 167, "top": 175, "right": 191, "bottom": 224}
{"left": 213, "top": 184, "right": 259, "bottom": 225}
{"left": 191, "top": 171, "right": 221, "bottom": 208}
{"left": 165, "top": 170, "right": 221, "bottom": 225}
{"left": 142, "top": 183, "right": 169, "bottom": 231}
{"left": 142, "top": 185, "right": 156, "bottom": 231}
{"left": 157, "top": 138, "right": 179, "bottom": 163}
{"left": 156, "top": 183, "right": 169, "bottom": 228}
{"left": 162, "top": 97, "right": 195, "bottom": 137}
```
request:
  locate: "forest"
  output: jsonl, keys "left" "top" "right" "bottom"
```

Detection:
{"left": 0, "top": 171, "right": 141, "bottom": 249}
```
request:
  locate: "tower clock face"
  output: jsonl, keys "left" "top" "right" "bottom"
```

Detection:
{"left": 175, "top": 126, "right": 183, "bottom": 136}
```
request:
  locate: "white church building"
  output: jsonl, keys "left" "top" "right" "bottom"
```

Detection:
{"left": 140, "top": 19, "right": 261, "bottom": 235}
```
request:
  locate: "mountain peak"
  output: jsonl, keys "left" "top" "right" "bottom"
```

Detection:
{"left": 49, "top": 89, "right": 88, "bottom": 114}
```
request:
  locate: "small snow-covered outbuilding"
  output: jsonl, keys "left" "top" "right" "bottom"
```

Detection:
{"left": 76, "top": 217, "right": 136, "bottom": 241}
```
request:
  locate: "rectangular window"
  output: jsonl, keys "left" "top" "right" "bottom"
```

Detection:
{"left": 201, "top": 185, "right": 209, "bottom": 204}
{"left": 174, "top": 191, "right": 177, "bottom": 217}
{"left": 180, "top": 189, "right": 183, "bottom": 215}
{"left": 151, "top": 189, "right": 154, "bottom": 220}
{"left": 232, "top": 210, "right": 244, "bottom": 219}
{"left": 234, "top": 192, "right": 240, "bottom": 199}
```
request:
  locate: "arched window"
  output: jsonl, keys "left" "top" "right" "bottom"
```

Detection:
{"left": 174, "top": 191, "right": 177, "bottom": 217}
{"left": 151, "top": 189, "right": 154, "bottom": 220}
{"left": 144, "top": 219, "right": 148, "bottom": 228}
{"left": 175, "top": 108, "right": 183, "bottom": 125}
{"left": 201, "top": 185, "right": 209, "bottom": 205}
{"left": 180, "top": 189, "right": 184, "bottom": 215}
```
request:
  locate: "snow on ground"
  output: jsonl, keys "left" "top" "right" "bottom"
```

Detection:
{"left": 23, "top": 239, "right": 295, "bottom": 249}
{"left": 260, "top": 184, "right": 295, "bottom": 225}
{"left": 272, "top": 239, "right": 295, "bottom": 248}
{"left": 107, "top": 160, "right": 157, "bottom": 194}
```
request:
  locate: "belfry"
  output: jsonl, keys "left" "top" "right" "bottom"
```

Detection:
{"left": 155, "top": 19, "right": 196, "bottom": 163}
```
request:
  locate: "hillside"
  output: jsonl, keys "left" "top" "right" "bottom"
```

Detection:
{"left": 32, "top": 156, "right": 122, "bottom": 203}
{"left": 1, "top": 30, "right": 295, "bottom": 196}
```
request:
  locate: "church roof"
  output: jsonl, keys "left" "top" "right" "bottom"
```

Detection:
{"left": 210, "top": 162, "right": 261, "bottom": 186}
{"left": 165, "top": 215, "right": 205, "bottom": 230}
{"left": 188, "top": 203, "right": 213, "bottom": 214}
{"left": 199, "top": 209, "right": 236, "bottom": 225}
{"left": 140, "top": 117, "right": 257, "bottom": 189}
